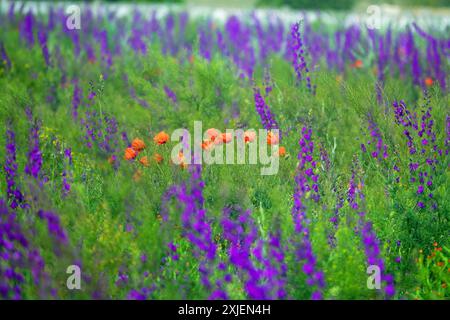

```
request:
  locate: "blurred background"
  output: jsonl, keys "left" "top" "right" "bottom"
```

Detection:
{"left": 256, "top": 0, "right": 450, "bottom": 10}
{"left": 17, "top": 0, "right": 450, "bottom": 9}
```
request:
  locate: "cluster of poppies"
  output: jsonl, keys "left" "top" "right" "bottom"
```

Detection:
{"left": 123, "top": 128, "right": 286, "bottom": 171}
{"left": 202, "top": 128, "right": 286, "bottom": 157}
{"left": 124, "top": 131, "right": 169, "bottom": 167}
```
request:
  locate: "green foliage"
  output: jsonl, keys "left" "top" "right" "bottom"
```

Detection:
{"left": 257, "top": 0, "right": 356, "bottom": 10}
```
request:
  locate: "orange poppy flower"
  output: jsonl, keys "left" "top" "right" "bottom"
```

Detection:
{"left": 153, "top": 153, "right": 163, "bottom": 163}
{"left": 124, "top": 148, "right": 137, "bottom": 160}
{"left": 206, "top": 128, "right": 220, "bottom": 142}
{"left": 131, "top": 138, "right": 146, "bottom": 152}
{"left": 139, "top": 156, "right": 149, "bottom": 167}
{"left": 154, "top": 131, "right": 169, "bottom": 145}
{"left": 244, "top": 130, "right": 256, "bottom": 143}
{"left": 202, "top": 140, "right": 214, "bottom": 151}
{"left": 425, "top": 77, "right": 433, "bottom": 87}
{"left": 352, "top": 59, "right": 363, "bottom": 68}
{"left": 267, "top": 131, "right": 279, "bottom": 145}
{"left": 278, "top": 146, "right": 286, "bottom": 157}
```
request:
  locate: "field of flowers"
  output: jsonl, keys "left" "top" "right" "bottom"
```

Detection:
{"left": 0, "top": 2, "right": 449, "bottom": 300}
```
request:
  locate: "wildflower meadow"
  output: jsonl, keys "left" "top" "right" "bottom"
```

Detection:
{"left": 0, "top": 1, "right": 449, "bottom": 301}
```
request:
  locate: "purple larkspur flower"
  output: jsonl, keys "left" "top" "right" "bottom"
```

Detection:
{"left": 365, "top": 114, "right": 388, "bottom": 160}
{"left": 253, "top": 85, "right": 279, "bottom": 132}
{"left": 159, "top": 165, "right": 217, "bottom": 294}
{"left": 71, "top": 80, "right": 82, "bottom": 120}
{"left": 348, "top": 163, "right": 395, "bottom": 298}
{"left": 291, "top": 127, "right": 325, "bottom": 298}
{"left": 199, "top": 22, "right": 213, "bottom": 61}
{"left": 392, "top": 99, "right": 440, "bottom": 210}
{"left": 164, "top": 86, "right": 177, "bottom": 104}
{"left": 291, "top": 22, "right": 314, "bottom": 94}
{"left": 37, "top": 210, "right": 68, "bottom": 243}
{"left": 221, "top": 205, "right": 286, "bottom": 300}
{"left": 62, "top": 148, "right": 73, "bottom": 196}
{"left": 37, "top": 26, "right": 50, "bottom": 67}
{"left": 0, "top": 41, "right": 12, "bottom": 70}
{"left": 128, "top": 27, "right": 147, "bottom": 55}
{"left": 0, "top": 198, "right": 28, "bottom": 299}
{"left": 4, "top": 130, "right": 26, "bottom": 209}
{"left": 25, "top": 120, "right": 43, "bottom": 183}
{"left": 20, "top": 12, "right": 35, "bottom": 47}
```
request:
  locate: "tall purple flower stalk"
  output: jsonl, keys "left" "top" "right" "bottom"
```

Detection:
{"left": 7, "top": 2, "right": 15, "bottom": 23}
{"left": 291, "top": 127, "right": 325, "bottom": 299}
{"left": 291, "top": 22, "right": 314, "bottom": 94}
{"left": 37, "top": 210, "right": 68, "bottom": 244}
{"left": 0, "top": 198, "right": 28, "bottom": 299}
{"left": 85, "top": 42, "right": 96, "bottom": 63}
{"left": 361, "top": 114, "right": 388, "bottom": 161}
{"left": 164, "top": 86, "right": 177, "bottom": 104}
{"left": 128, "top": 27, "right": 147, "bottom": 55}
{"left": 121, "top": 131, "right": 131, "bottom": 147}
{"left": 20, "top": 12, "right": 35, "bottom": 47}
{"left": 392, "top": 99, "right": 440, "bottom": 210}
{"left": 260, "top": 231, "right": 288, "bottom": 299}
{"left": 163, "top": 14, "right": 176, "bottom": 55}
{"left": 219, "top": 206, "right": 287, "bottom": 299}
{"left": 37, "top": 26, "right": 50, "bottom": 67}
{"left": 347, "top": 166, "right": 395, "bottom": 298}
{"left": 253, "top": 86, "right": 278, "bottom": 132}
{"left": 413, "top": 23, "right": 447, "bottom": 91}
{"left": 25, "top": 121, "right": 43, "bottom": 184}
{"left": 182, "top": 165, "right": 216, "bottom": 289}
{"left": 0, "top": 41, "right": 12, "bottom": 70}
{"left": 159, "top": 165, "right": 217, "bottom": 294}
{"left": 94, "top": 29, "right": 112, "bottom": 69}
{"left": 0, "top": 199, "right": 52, "bottom": 299}
{"left": 71, "top": 80, "right": 82, "bottom": 120}
{"left": 99, "top": 116, "right": 119, "bottom": 154}
{"left": 79, "top": 84, "right": 120, "bottom": 155}
{"left": 62, "top": 148, "right": 73, "bottom": 197}
{"left": 224, "top": 16, "right": 255, "bottom": 78}
{"left": 199, "top": 22, "right": 213, "bottom": 61}
{"left": 4, "top": 130, "right": 26, "bottom": 209}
